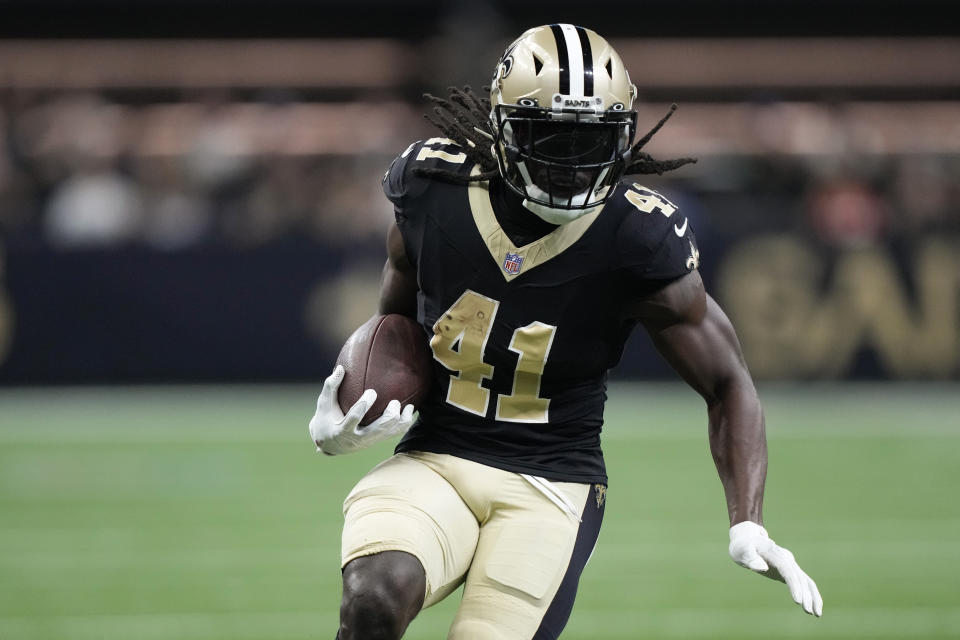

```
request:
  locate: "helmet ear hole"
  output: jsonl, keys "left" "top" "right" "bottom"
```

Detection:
{"left": 605, "top": 58, "right": 613, "bottom": 78}
{"left": 533, "top": 55, "right": 544, "bottom": 75}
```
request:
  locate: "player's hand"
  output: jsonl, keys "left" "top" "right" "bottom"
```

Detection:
{"left": 308, "top": 365, "right": 415, "bottom": 456}
{"left": 729, "top": 521, "right": 823, "bottom": 617}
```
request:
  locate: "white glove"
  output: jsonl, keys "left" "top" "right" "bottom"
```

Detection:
{"left": 308, "top": 365, "right": 415, "bottom": 456}
{"left": 729, "top": 521, "right": 823, "bottom": 617}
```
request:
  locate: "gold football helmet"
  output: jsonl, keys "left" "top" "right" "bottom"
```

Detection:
{"left": 490, "top": 24, "right": 638, "bottom": 222}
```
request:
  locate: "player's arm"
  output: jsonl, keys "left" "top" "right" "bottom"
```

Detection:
{"left": 635, "top": 270, "right": 764, "bottom": 525}
{"left": 308, "top": 138, "right": 426, "bottom": 455}
{"left": 307, "top": 226, "right": 419, "bottom": 456}
{"left": 379, "top": 222, "right": 418, "bottom": 318}
{"left": 634, "top": 270, "right": 823, "bottom": 617}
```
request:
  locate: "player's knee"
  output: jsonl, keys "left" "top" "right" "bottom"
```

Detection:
{"left": 339, "top": 552, "right": 426, "bottom": 640}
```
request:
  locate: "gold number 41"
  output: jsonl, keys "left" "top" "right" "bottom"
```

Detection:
{"left": 625, "top": 184, "right": 677, "bottom": 217}
{"left": 430, "top": 290, "right": 556, "bottom": 423}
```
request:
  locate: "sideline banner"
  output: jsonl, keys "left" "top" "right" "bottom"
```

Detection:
{"left": 0, "top": 236, "right": 957, "bottom": 383}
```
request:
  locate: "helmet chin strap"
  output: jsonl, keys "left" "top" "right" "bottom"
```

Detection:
{"left": 522, "top": 198, "right": 601, "bottom": 224}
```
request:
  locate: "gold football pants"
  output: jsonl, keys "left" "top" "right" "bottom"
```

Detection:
{"left": 341, "top": 451, "right": 606, "bottom": 639}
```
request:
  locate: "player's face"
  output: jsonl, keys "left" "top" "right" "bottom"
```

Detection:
{"left": 494, "top": 103, "right": 637, "bottom": 209}
{"left": 511, "top": 119, "right": 620, "bottom": 200}
{"left": 525, "top": 123, "right": 615, "bottom": 197}
{"left": 531, "top": 166, "right": 592, "bottom": 200}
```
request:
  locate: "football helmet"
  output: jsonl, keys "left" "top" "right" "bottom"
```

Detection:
{"left": 490, "top": 24, "right": 638, "bottom": 223}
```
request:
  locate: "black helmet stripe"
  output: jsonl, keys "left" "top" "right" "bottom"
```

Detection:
{"left": 575, "top": 26, "right": 594, "bottom": 96}
{"left": 551, "top": 24, "right": 594, "bottom": 98}
{"left": 549, "top": 24, "right": 570, "bottom": 95}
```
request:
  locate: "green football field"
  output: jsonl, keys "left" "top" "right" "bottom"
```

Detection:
{"left": 1, "top": 382, "right": 958, "bottom": 640}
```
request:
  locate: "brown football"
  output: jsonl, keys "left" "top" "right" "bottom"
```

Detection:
{"left": 336, "top": 314, "right": 432, "bottom": 426}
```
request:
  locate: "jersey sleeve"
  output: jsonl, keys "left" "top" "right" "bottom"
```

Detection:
{"left": 383, "top": 137, "right": 477, "bottom": 268}
{"left": 383, "top": 137, "right": 476, "bottom": 205}
{"left": 381, "top": 141, "right": 422, "bottom": 207}
{"left": 613, "top": 184, "right": 700, "bottom": 293}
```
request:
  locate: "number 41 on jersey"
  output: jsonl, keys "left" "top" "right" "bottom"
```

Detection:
{"left": 430, "top": 290, "right": 556, "bottom": 424}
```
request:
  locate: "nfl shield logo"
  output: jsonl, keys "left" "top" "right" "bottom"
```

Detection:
{"left": 503, "top": 252, "right": 523, "bottom": 275}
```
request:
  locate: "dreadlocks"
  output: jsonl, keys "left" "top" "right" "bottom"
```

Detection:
{"left": 414, "top": 85, "right": 697, "bottom": 185}
{"left": 414, "top": 86, "right": 499, "bottom": 183}
{"left": 624, "top": 104, "right": 698, "bottom": 176}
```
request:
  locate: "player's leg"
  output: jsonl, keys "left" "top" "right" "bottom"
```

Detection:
{"left": 447, "top": 475, "right": 606, "bottom": 640}
{"left": 337, "top": 453, "right": 480, "bottom": 640}
{"left": 338, "top": 551, "right": 424, "bottom": 640}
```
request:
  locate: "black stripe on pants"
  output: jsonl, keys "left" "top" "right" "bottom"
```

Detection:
{"left": 532, "top": 485, "right": 606, "bottom": 640}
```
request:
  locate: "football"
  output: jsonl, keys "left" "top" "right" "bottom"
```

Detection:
{"left": 336, "top": 314, "right": 432, "bottom": 426}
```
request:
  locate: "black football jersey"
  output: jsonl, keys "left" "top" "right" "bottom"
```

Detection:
{"left": 383, "top": 138, "right": 698, "bottom": 484}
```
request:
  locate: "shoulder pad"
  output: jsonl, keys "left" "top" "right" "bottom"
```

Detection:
{"left": 382, "top": 138, "right": 478, "bottom": 205}
{"left": 613, "top": 182, "right": 700, "bottom": 278}
{"left": 382, "top": 140, "right": 421, "bottom": 206}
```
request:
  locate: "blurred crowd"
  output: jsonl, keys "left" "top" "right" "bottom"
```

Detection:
{"left": 1, "top": 88, "right": 958, "bottom": 254}
{"left": 0, "top": 89, "right": 411, "bottom": 251}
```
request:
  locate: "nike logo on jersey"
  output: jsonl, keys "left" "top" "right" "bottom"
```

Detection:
{"left": 674, "top": 218, "right": 688, "bottom": 237}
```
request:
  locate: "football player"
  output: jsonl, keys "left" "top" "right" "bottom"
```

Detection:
{"left": 309, "top": 24, "right": 822, "bottom": 640}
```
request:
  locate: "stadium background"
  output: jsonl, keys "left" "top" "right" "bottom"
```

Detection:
{"left": 1, "top": 1, "right": 958, "bottom": 638}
